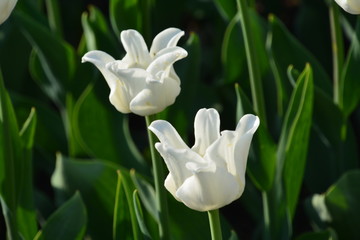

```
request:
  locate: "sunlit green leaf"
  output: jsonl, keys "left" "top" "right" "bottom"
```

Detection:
{"left": 267, "top": 15, "right": 331, "bottom": 116}
{"left": 0, "top": 72, "right": 22, "bottom": 239}
{"left": 340, "top": 19, "right": 360, "bottom": 117}
{"left": 113, "top": 170, "right": 140, "bottom": 240}
{"left": 130, "top": 170, "right": 158, "bottom": 222}
{"left": 133, "top": 190, "right": 152, "bottom": 240}
{"left": 17, "top": 108, "right": 38, "bottom": 240}
{"left": 279, "top": 64, "right": 314, "bottom": 218}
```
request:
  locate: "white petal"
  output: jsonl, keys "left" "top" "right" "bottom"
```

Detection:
{"left": 120, "top": 30, "right": 151, "bottom": 67}
{"left": 235, "top": 114, "right": 260, "bottom": 135}
{"left": 146, "top": 47, "right": 187, "bottom": 83}
{"left": 130, "top": 76, "right": 180, "bottom": 116}
{"left": 106, "top": 64, "right": 148, "bottom": 97}
{"left": 176, "top": 167, "right": 242, "bottom": 212}
{"left": 164, "top": 173, "right": 180, "bottom": 201}
{"left": 0, "top": 0, "right": 17, "bottom": 24}
{"left": 150, "top": 28, "right": 185, "bottom": 57}
{"left": 129, "top": 88, "right": 159, "bottom": 116}
{"left": 335, "top": 0, "right": 360, "bottom": 14}
{"left": 192, "top": 108, "right": 221, "bottom": 156}
{"left": 82, "top": 50, "right": 117, "bottom": 89}
{"left": 232, "top": 114, "right": 259, "bottom": 183}
{"left": 149, "top": 120, "right": 188, "bottom": 149}
{"left": 154, "top": 143, "right": 205, "bottom": 196}
{"left": 108, "top": 80, "right": 131, "bottom": 113}
{"left": 205, "top": 130, "right": 236, "bottom": 172}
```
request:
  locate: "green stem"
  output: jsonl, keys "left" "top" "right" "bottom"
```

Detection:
{"left": 145, "top": 115, "right": 170, "bottom": 240}
{"left": 236, "top": 0, "right": 267, "bottom": 127}
{"left": 207, "top": 210, "right": 223, "bottom": 240}
{"left": 262, "top": 191, "right": 271, "bottom": 240}
{"left": 329, "top": 1, "right": 344, "bottom": 106}
{"left": 45, "top": 0, "right": 64, "bottom": 38}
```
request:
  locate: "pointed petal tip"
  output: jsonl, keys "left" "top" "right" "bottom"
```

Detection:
{"left": 238, "top": 114, "right": 260, "bottom": 134}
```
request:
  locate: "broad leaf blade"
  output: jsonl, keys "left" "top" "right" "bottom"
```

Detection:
{"left": 280, "top": 64, "right": 314, "bottom": 218}
{"left": 51, "top": 154, "right": 119, "bottom": 239}
{"left": 17, "top": 108, "right": 38, "bottom": 240}
{"left": 39, "top": 192, "right": 87, "bottom": 240}
{"left": 73, "top": 82, "right": 147, "bottom": 172}
{"left": 325, "top": 170, "right": 360, "bottom": 239}
{"left": 15, "top": 10, "right": 76, "bottom": 105}
{"left": 267, "top": 15, "right": 331, "bottom": 116}
{"left": 340, "top": 19, "right": 360, "bottom": 117}
{"left": 0, "top": 72, "right": 22, "bottom": 239}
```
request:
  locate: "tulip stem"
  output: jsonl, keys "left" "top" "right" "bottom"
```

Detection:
{"left": 262, "top": 191, "right": 271, "bottom": 240}
{"left": 329, "top": 1, "right": 344, "bottom": 106}
{"left": 236, "top": 0, "right": 267, "bottom": 127}
{"left": 145, "top": 115, "right": 170, "bottom": 240}
{"left": 208, "top": 209, "right": 223, "bottom": 240}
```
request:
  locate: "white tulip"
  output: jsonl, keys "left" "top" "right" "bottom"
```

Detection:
{"left": 335, "top": 0, "right": 360, "bottom": 14}
{"left": 149, "top": 108, "right": 260, "bottom": 212}
{"left": 0, "top": 0, "right": 17, "bottom": 24}
{"left": 82, "top": 28, "right": 187, "bottom": 116}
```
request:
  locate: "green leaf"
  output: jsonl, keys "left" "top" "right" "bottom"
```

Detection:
{"left": 17, "top": 108, "right": 38, "bottom": 240}
{"left": 72, "top": 82, "right": 147, "bottom": 173}
{"left": 130, "top": 170, "right": 158, "bottom": 222}
{"left": 213, "top": 0, "right": 237, "bottom": 20}
{"left": 81, "top": 5, "right": 120, "bottom": 54}
{"left": 51, "top": 154, "right": 119, "bottom": 239}
{"left": 235, "top": 84, "right": 277, "bottom": 191}
{"left": 113, "top": 170, "right": 140, "bottom": 240}
{"left": 37, "top": 192, "right": 87, "bottom": 240}
{"left": 14, "top": 10, "right": 76, "bottom": 105}
{"left": 222, "top": 10, "right": 269, "bottom": 85}
{"left": 221, "top": 14, "right": 247, "bottom": 84}
{"left": 109, "top": 0, "right": 143, "bottom": 37}
{"left": 228, "top": 230, "right": 239, "bottom": 240}
{"left": 19, "top": 108, "right": 37, "bottom": 149}
{"left": 133, "top": 190, "right": 152, "bottom": 240}
{"left": 0, "top": 72, "right": 23, "bottom": 240}
{"left": 340, "top": 19, "right": 360, "bottom": 117}
{"left": 294, "top": 230, "right": 336, "bottom": 240}
{"left": 279, "top": 64, "right": 314, "bottom": 218}
{"left": 324, "top": 170, "right": 360, "bottom": 239}
{"left": 267, "top": 15, "right": 331, "bottom": 117}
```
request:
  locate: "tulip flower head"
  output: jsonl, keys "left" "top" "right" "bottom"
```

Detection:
{"left": 335, "top": 0, "right": 360, "bottom": 14}
{"left": 0, "top": 0, "right": 17, "bottom": 24}
{"left": 82, "top": 28, "right": 187, "bottom": 116}
{"left": 149, "top": 108, "right": 260, "bottom": 212}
